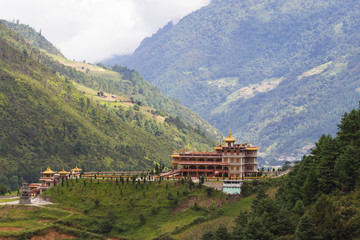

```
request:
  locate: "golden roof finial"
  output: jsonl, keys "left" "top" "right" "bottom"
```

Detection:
{"left": 224, "top": 131, "right": 236, "bottom": 142}
{"left": 42, "top": 166, "right": 55, "bottom": 174}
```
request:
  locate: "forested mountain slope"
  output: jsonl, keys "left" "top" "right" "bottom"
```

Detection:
{"left": 2, "top": 19, "right": 222, "bottom": 139}
{"left": 107, "top": 0, "right": 360, "bottom": 157}
{"left": 0, "top": 23, "right": 217, "bottom": 190}
{"left": 228, "top": 108, "right": 360, "bottom": 240}
{"left": 0, "top": 20, "right": 63, "bottom": 57}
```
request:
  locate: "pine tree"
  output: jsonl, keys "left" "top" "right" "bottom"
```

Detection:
{"left": 214, "top": 224, "right": 230, "bottom": 240}
{"left": 296, "top": 213, "right": 318, "bottom": 240}
{"left": 301, "top": 168, "right": 318, "bottom": 205}
{"left": 334, "top": 145, "right": 360, "bottom": 192}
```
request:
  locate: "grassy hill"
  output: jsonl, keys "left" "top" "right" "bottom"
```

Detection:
{"left": 1, "top": 107, "right": 359, "bottom": 239}
{"left": 106, "top": 0, "right": 360, "bottom": 158}
{"left": 0, "top": 179, "right": 257, "bottom": 239}
{"left": 2, "top": 19, "right": 222, "bottom": 140}
{"left": 0, "top": 20, "right": 63, "bottom": 57}
{"left": 0, "top": 22, "right": 217, "bottom": 191}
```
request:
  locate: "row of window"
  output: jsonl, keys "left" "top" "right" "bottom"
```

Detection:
{"left": 223, "top": 158, "right": 257, "bottom": 163}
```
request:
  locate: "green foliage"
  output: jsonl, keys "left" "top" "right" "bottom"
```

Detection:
{"left": 296, "top": 213, "right": 318, "bottom": 240}
{"left": 40, "top": 179, "right": 224, "bottom": 239}
{"left": 232, "top": 107, "right": 360, "bottom": 239}
{"left": 1, "top": 20, "right": 63, "bottom": 56}
{"left": 0, "top": 184, "right": 7, "bottom": 195}
{"left": 0, "top": 22, "right": 219, "bottom": 187}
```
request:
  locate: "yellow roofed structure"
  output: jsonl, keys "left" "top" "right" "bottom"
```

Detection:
{"left": 71, "top": 165, "right": 82, "bottom": 172}
{"left": 42, "top": 167, "right": 55, "bottom": 175}
{"left": 224, "top": 131, "right": 236, "bottom": 142}
{"left": 58, "top": 168, "right": 70, "bottom": 175}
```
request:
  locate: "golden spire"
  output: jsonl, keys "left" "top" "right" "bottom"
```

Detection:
{"left": 71, "top": 165, "right": 82, "bottom": 172}
{"left": 58, "top": 168, "right": 70, "bottom": 174}
{"left": 224, "top": 131, "right": 236, "bottom": 142}
{"left": 42, "top": 166, "right": 55, "bottom": 174}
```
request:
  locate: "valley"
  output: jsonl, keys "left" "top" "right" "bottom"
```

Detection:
{"left": 0, "top": 1, "right": 359, "bottom": 239}
{"left": 107, "top": 0, "right": 360, "bottom": 159}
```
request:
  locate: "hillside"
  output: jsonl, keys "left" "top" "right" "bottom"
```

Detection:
{"left": 228, "top": 107, "right": 360, "bottom": 240}
{"left": 0, "top": 178, "right": 257, "bottom": 239}
{"left": 0, "top": 23, "right": 217, "bottom": 191}
{"left": 0, "top": 107, "right": 359, "bottom": 239}
{"left": 0, "top": 20, "right": 63, "bottom": 57}
{"left": 2, "top": 19, "right": 222, "bottom": 140}
{"left": 106, "top": 0, "right": 360, "bottom": 158}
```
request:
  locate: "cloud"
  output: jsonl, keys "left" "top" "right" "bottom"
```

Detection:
{"left": 0, "top": 0, "right": 210, "bottom": 62}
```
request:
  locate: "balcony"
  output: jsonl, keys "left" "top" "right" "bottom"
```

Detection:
{"left": 180, "top": 169, "right": 229, "bottom": 173}
{"left": 177, "top": 161, "right": 228, "bottom": 165}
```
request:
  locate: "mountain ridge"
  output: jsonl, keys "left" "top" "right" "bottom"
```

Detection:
{"left": 106, "top": 0, "right": 360, "bottom": 158}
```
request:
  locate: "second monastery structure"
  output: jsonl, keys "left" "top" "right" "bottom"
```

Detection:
{"left": 171, "top": 132, "right": 259, "bottom": 178}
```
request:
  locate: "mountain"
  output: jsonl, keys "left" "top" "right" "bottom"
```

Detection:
{"left": 106, "top": 0, "right": 360, "bottom": 158}
{"left": 2, "top": 19, "right": 221, "bottom": 140}
{"left": 0, "top": 20, "right": 63, "bottom": 57}
{"left": 0, "top": 22, "right": 218, "bottom": 190}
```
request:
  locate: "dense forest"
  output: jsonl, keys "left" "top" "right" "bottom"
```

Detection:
{"left": 202, "top": 107, "right": 360, "bottom": 239}
{"left": 0, "top": 23, "right": 217, "bottom": 192}
{"left": 107, "top": 0, "right": 360, "bottom": 158}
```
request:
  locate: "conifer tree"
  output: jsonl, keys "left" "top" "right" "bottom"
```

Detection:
{"left": 296, "top": 213, "right": 318, "bottom": 240}
{"left": 334, "top": 145, "right": 360, "bottom": 192}
{"left": 301, "top": 168, "right": 318, "bottom": 205}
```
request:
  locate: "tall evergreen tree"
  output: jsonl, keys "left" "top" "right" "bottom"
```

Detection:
{"left": 296, "top": 213, "right": 318, "bottom": 240}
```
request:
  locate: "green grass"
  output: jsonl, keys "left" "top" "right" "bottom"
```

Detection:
{"left": 174, "top": 195, "right": 254, "bottom": 239}
{"left": 0, "top": 204, "right": 74, "bottom": 238}
{"left": 0, "top": 198, "right": 19, "bottom": 203}
{"left": 220, "top": 195, "right": 254, "bottom": 217}
{"left": 0, "top": 179, "right": 259, "bottom": 239}
{"left": 175, "top": 216, "right": 234, "bottom": 240}
{"left": 40, "top": 178, "right": 224, "bottom": 239}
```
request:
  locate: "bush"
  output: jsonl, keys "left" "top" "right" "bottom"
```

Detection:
{"left": 139, "top": 213, "right": 146, "bottom": 225}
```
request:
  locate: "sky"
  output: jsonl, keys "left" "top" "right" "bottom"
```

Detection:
{"left": 0, "top": 0, "right": 210, "bottom": 62}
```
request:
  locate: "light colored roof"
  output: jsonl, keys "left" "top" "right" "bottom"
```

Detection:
{"left": 42, "top": 167, "right": 55, "bottom": 174}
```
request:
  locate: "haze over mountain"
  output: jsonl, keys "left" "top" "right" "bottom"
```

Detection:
{"left": 106, "top": 0, "right": 360, "bottom": 159}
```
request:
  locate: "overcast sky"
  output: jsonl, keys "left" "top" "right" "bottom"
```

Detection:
{"left": 0, "top": 0, "right": 210, "bottom": 62}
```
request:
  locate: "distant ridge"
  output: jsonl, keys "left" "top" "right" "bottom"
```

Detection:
{"left": 106, "top": 0, "right": 360, "bottom": 158}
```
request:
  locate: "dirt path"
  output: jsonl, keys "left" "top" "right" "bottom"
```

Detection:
{"left": 0, "top": 196, "right": 52, "bottom": 206}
